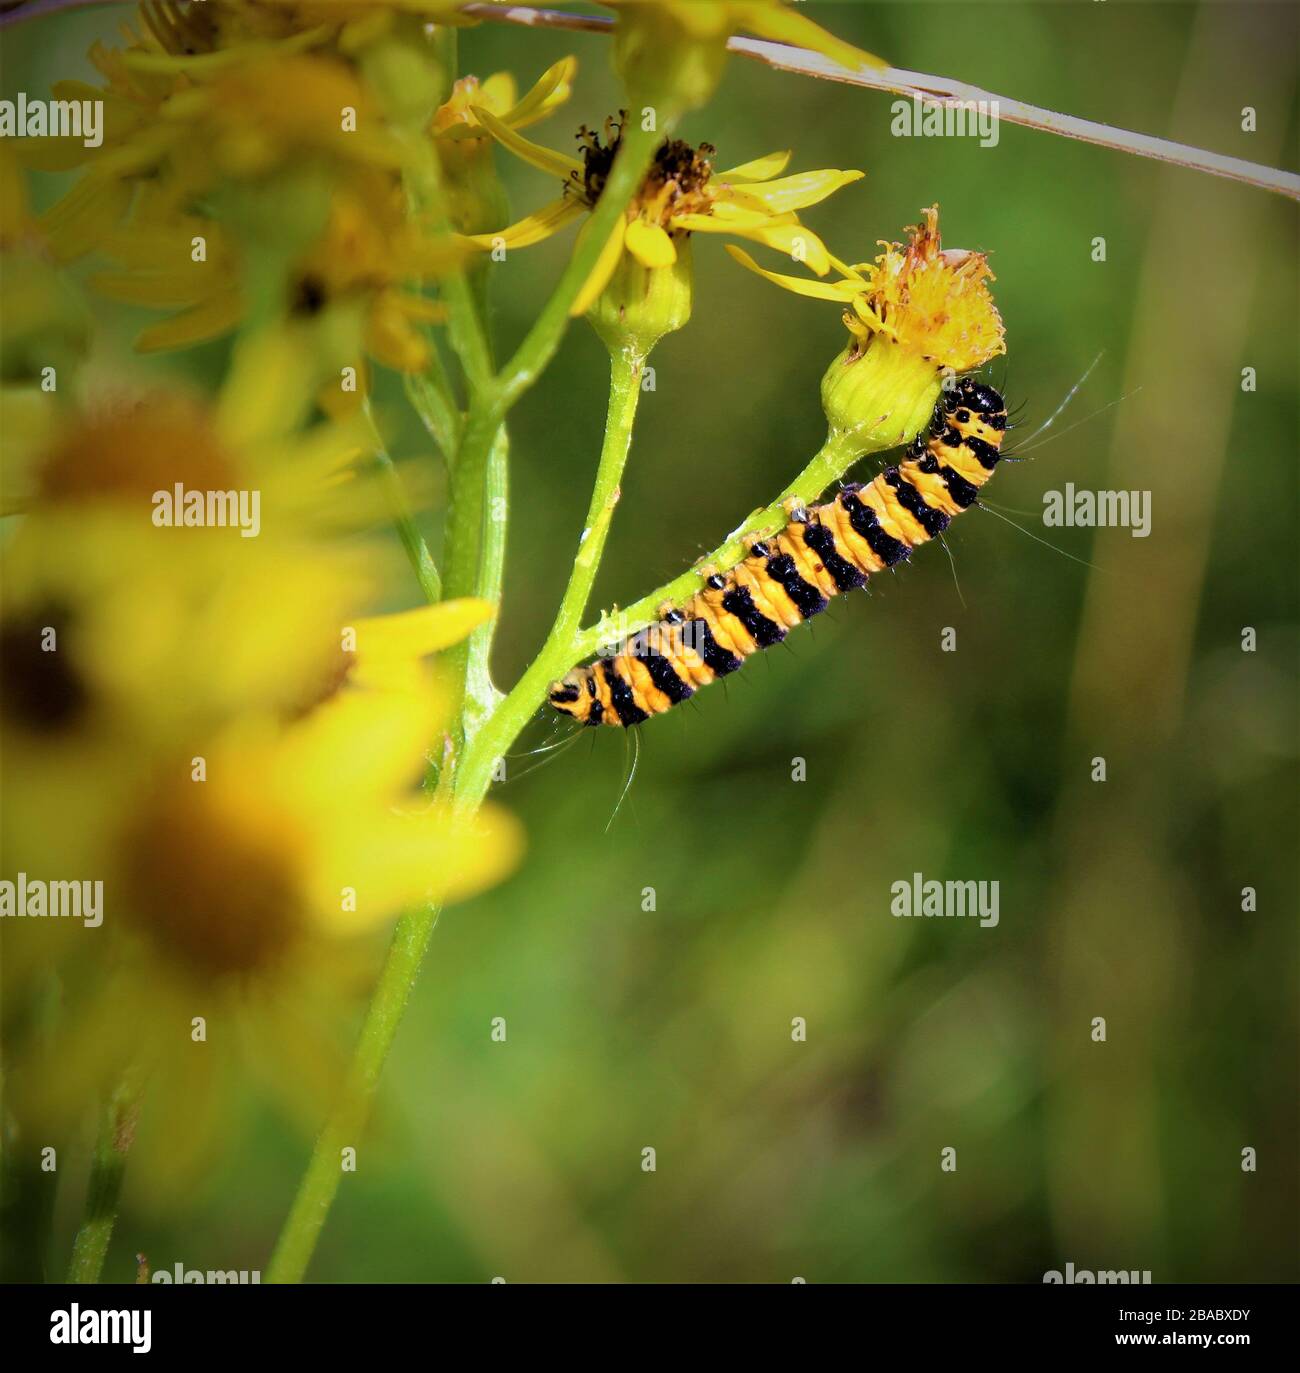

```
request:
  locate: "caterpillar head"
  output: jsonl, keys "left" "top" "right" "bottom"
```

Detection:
{"left": 942, "top": 376, "right": 1007, "bottom": 449}
{"left": 548, "top": 670, "right": 595, "bottom": 725}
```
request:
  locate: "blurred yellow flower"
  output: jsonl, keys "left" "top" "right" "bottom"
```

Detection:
{"left": 0, "top": 357, "right": 520, "bottom": 1179}
{"left": 601, "top": 0, "right": 884, "bottom": 110}
{"left": 471, "top": 111, "right": 863, "bottom": 314}
{"left": 88, "top": 167, "right": 465, "bottom": 368}
{"left": 3, "top": 680, "right": 520, "bottom": 1184}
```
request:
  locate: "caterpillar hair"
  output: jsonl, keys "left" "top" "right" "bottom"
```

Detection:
{"left": 548, "top": 376, "right": 1008, "bottom": 728}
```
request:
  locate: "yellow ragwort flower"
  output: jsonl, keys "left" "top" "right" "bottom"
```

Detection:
{"left": 471, "top": 110, "right": 864, "bottom": 315}
{"left": 1, "top": 364, "right": 520, "bottom": 1176}
{"left": 729, "top": 206, "right": 1005, "bottom": 446}
{"left": 3, "top": 680, "right": 520, "bottom": 1186}
{"left": 88, "top": 166, "right": 464, "bottom": 369}
{"left": 728, "top": 205, "right": 1005, "bottom": 371}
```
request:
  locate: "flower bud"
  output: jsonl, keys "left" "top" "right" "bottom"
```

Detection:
{"left": 821, "top": 207, "right": 1004, "bottom": 446}
{"left": 820, "top": 338, "right": 945, "bottom": 451}
{"left": 587, "top": 231, "right": 693, "bottom": 356}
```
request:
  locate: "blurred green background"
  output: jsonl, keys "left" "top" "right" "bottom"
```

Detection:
{"left": 6, "top": 1, "right": 1297, "bottom": 1281}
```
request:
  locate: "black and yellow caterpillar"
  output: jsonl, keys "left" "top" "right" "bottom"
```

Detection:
{"left": 548, "top": 376, "right": 1008, "bottom": 727}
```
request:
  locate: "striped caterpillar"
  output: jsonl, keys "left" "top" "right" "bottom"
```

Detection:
{"left": 548, "top": 376, "right": 1008, "bottom": 727}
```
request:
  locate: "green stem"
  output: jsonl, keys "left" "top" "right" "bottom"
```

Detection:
{"left": 439, "top": 404, "right": 505, "bottom": 736}
{"left": 461, "top": 424, "right": 509, "bottom": 740}
{"left": 577, "top": 427, "right": 862, "bottom": 658}
{"left": 265, "top": 902, "right": 442, "bottom": 1284}
{"left": 455, "top": 345, "right": 646, "bottom": 811}
{"left": 365, "top": 403, "right": 442, "bottom": 604}
{"left": 267, "top": 104, "right": 672, "bottom": 1288}
{"left": 439, "top": 115, "right": 668, "bottom": 736}
{"left": 404, "top": 352, "right": 463, "bottom": 466}
{"left": 451, "top": 421, "right": 887, "bottom": 802}
{"left": 67, "top": 1069, "right": 144, "bottom": 1284}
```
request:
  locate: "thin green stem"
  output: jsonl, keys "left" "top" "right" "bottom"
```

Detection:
{"left": 67, "top": 1069, "right": 145, "bottom": 1284}
{"left": 454, "top": 345, "right": 646, "bottom": 811}
{"left": 404, "top": 353, "right": 463, "bottom": 466}
{"left": 577, "top": 428, "right": 861, "bottom": 658}
{"left": 461, "top": 424, "right": 509, "bottom": 739}
{"left": 265, "top": 901, "right": 443, "bottom": 1284}
{"left": 452, "top": 423, "right": 881, "bottom": 805}
{"left": 365, "top": 403, "right": 442, "bottom": 604}
{"left": 268, "top": 95, "right": 673, "bottom": 1288}
{"left": 439, "top": 114, "right": 668, "bottom": 736}
{"left": 439, "top": 404, "right": 505, "bottom": 734}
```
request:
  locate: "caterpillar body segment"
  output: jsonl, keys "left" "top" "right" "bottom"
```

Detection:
{"left": 548, "top": 377, "right": 1008, "bottom": 727}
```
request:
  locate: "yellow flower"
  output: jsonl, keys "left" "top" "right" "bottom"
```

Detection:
{"left": 36, "top": 42, "right": 410, "bottom": 265}
{"left": 729, "top": 206, "right": 1005, "bottom": 446}
{"left": 433, "top": 56, "right": 576, "bottom": 142}
{"left": 0, "top": 366, "right": 520, "bottom": 1177}
{"left": 294, "top": 599, "right": 496, "bottom": 718}
{"left": 729, "top": 204, "right": 1005, "bottom": 371}
{"left": 471, "top": 111, "right": 864, "bottom": 315}
{"left": 2, "top": 681, "right": 520, "bottom": 1185}
{"left": 602, "top": 0, "right": 884, "bottom": 111}
{"left": 88, "top": 167, "right": 464, "bottom": 368}
{"left": 432, "top": 56, "right": 577, "bottom": 235}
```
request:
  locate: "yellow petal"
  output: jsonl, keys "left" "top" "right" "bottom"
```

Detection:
{"left": 216, "top": 323, "right": 316, "bottom": 444}
{"left": 477, "top": 71, "right": 518, "bottom": 116}
{"left": 89, "top": 267, "right": 219, "bottom": 308}
{"left": 470, "top": 104, "right": 581, "bottom": 182}
{"left": 271, "top": 688, "right": 436, "bottom": 811}
{"left": 467, "top": 196, "right": 584, "bottom": 250}
{"left": 354, "top": 600, "right": 495, "bottom": 663}
{"left": 500, "top": 55, "right": 577, "bottom": 130}
{"left": 312, "top": 800, "right": 523, "bottom": 934}
{"left": 569, "top": 215, "right": 627, "bottom": 317}
{"left": 133, "top": 292, "right": 245, "bottom": 352}
{"left": 624, "top": 216, "right": 677, "bottom": 269}
{"left": 733, "top": 219, "right": 832, "bottom": 275}
{"left": 725, "top": 245, "right": 855, "bottom": 301}
{"left": 398, "top": 293, "right": 450, "bottom": 324}
{"left": 39, "top": 175, "right": 132, "bottom": 264}
{"left": 727, "top": 168, "right": 864, "bottom": 215}
{"left": 738, "top": 3, "right": 887, "bottom": 74}
{"left": 717, "top": 150, "right": 792, "bottom": 183}
{"left": 674, "top": 204, "right": 780, "bottom": 232}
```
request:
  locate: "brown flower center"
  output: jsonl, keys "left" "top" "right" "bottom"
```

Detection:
{"left": 0, "top": 604, "right": 89, "bottom": 736}
{"left": 572, "top": 116, "right": 716, "bottom": 227}
{"left": 37, "top": 396, "right": 239, "bottom": 504}
{"left": 121, "top": 776, "right": 304, "bottom": 981}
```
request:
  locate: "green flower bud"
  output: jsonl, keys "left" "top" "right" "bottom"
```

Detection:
{"left": 820, "top": 338, "right": 945, "bottom": 452}
{"left": 587, "top": 233, "right": 693, "bottom": 356}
